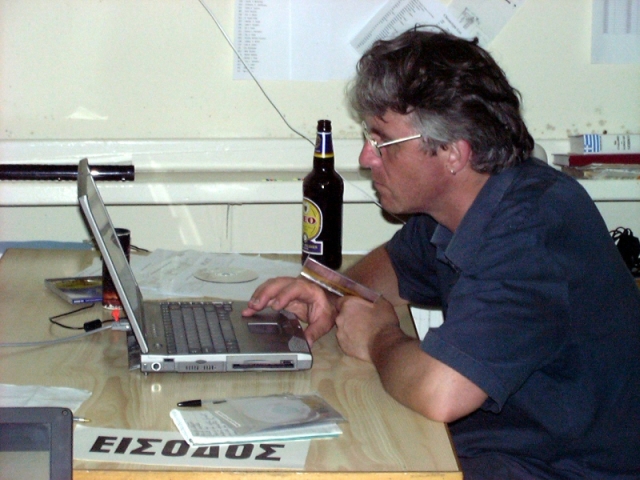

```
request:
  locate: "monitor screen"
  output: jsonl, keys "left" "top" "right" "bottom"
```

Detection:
{"left": 0, "top": 408, "right": 73, "bottom": 480}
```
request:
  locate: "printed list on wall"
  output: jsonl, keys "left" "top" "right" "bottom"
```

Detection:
{"left": 231, "top": 0, "right": 526, "bottom": 81}
{"left": 591, "top": 0, "right": 640, "bottom": 64}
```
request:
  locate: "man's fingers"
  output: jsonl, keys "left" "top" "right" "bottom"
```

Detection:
{"left": 269, "top": 280, "right": 326, "bottom": 310}
{"left": 242, "top": 277, "right": 299, "bottom": 315}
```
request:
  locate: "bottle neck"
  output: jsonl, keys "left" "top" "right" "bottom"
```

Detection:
{"left": 313, "top": 155, "right": 334, "bottom": 171}
{"left": 313, "top": 129, "right": 334, "bottom": 171}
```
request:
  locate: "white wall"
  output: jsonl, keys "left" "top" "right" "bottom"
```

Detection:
{"left": 1, "top": 0, "right": 638, "bottom": 143}
{"left": 1, "top": 0, "right": 639, "bottom": 254}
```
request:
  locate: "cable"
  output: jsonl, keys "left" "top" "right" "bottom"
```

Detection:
{"left": 85, "top": 238, "right": 151, "bottom": 254}
{"left": 611, "top": 227, "right": 640, "bottom": 274}
{"left": 353, "top": 170, "right": 407, "bottom": 225}
{"left": 0, "top": 304, "right": 115, "bottom": 347}
{"left": 197, "top": 0, "right": 314, "bottom": 146}
{"left": 48, "top": 303, "right": 114, "bottom": 332}
{"left": 50, "top": 303, "right": 94, "bottom": 319}
{"left": 0, "top": 324, "right": 114, "bottom": 348}
{"left": 48, "top": 303, "right": 95, "bottom": 330}
{"left": 196, "top": 1, "right": 406, "bottom": 225}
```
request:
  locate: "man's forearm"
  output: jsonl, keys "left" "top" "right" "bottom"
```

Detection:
{"left": 369, "top": 325, "right": 436, "bottom": 416}
{"left": 344, "top": 244, "right": 407, "bottom": 306}
{"left": 370, "top": 324, "right": 488, "bottom": 423}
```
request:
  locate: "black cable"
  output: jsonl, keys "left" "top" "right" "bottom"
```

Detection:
{"left": 48, "top": 303, "right": 113, "bottom": 331}
{"left": 610, "top": 227, "right": 640, "bottom": 274}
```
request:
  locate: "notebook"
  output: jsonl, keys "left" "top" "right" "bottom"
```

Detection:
{"left": 77, "top": 159, "right": 312, "bottom": 373}
{"left": 0, "top": 407, "right": 73, "bottom": 480}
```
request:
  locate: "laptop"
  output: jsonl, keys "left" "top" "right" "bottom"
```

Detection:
{"left": 77, "top": 159, "right": 312, "bottom": 373}
{"left": 0, "top": 407, "right": 73, "bottom": 480}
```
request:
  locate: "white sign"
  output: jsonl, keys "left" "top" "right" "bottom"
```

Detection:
{"left": 74, "top": 425, "right": 311, "bottom": 470}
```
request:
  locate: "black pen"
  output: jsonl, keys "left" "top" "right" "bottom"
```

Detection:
{"left": 176, "top": 399, "right": 226, "bottom": 407}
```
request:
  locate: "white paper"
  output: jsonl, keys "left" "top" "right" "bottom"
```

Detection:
{"left": 76, "top": 250, "right": 301, "bottom": 301}
{"left": 132, "top": 250, "right": 301, "bottom": 300}
{"left": 445, "top": 0, "right": 527, "bottom": 47}
{"left": 171, "top": 409, "right": 342, "bottom": 446}
{"left": 0, "top": 384, "right": 91, "bottom": 411}
{"left": 231, "top": 0, "right": 524, "bottom": 81}
{"left": 233, "top": 0, "right": 387, "bottom": 80}
{"left": 74, "top": 425, "right": 311, "bottom": 469}
{"left": 591, "top": 0, "right": 640, "bottom": 64}
{"left": 351, "top": 0, "right": 525, "bottom": 54}
{"left": 170, "top": 394, "right": 344, "bottom": 446}
{"left": 351, "top": 0, "right": 449, "bottom": 55}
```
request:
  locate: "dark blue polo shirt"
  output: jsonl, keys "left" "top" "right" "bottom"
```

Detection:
{"left": 386, "top": 158, "right": 640, "bottom": 479}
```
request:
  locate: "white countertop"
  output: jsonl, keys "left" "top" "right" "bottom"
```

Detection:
{"left": 1, "top": 138, "right": 638, "bottom": 206}
{"left": 0, "top": 170, "right": 378, "bottom": 206}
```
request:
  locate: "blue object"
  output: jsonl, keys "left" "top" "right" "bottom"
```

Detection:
{"left": 386, "top": 158, "right": 640, "bottom": 478}
{"left": 0, "top": 241, "right": 93, "bottom": 255}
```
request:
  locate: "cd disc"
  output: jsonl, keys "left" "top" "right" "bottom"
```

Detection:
{"left": 239, "top": 397, "right": 318, "bottom": 424}
{"left": 194, "top": 267, "right": 259, "bottom": 284}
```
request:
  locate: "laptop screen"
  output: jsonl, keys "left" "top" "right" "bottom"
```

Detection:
{"left": 77, "top": 159, "right": 148, "bottom": 352}
{"left": 0, "top": 407, "right": 73, "bottom": 480}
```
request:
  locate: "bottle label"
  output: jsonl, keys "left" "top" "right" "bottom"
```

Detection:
{"left": 302, "top": 197, "right": 323, "bottom": 254}
{"left": 314, "top": 132, "right": 334, "bottom": 159}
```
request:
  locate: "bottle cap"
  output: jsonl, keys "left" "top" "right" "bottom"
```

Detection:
{"left": 317, "top": 119, "right": 331, "bottom": 132}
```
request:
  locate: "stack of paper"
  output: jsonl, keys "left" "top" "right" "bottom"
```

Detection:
{"left": 76, "top": 249, "right": 302, "bottom": 301}
{"left": 170, "top": 394, "right": 345, "bottom": 446}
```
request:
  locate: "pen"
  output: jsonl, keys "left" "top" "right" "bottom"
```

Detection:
{"left": 176, "top": 399, "right": 226, "bottom": 407}
{"left": 73, "top": 416, "right": 91, "bottom": 423}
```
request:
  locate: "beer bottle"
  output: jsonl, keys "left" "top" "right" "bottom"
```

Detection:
{"left": 302, "top": 119, "right": 344, "bottom": 269}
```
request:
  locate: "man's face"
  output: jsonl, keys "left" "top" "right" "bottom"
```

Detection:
{"left": 359, "top": 111, "right": 449, "bottom": 215}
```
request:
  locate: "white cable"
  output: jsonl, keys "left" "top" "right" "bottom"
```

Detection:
{"left": 197, "top": 0, "right": 313, "bottom": 146}
{"left": 0, "top": 325, "right": 113, "bottom": 348}
{"left": 196, "top": 0, "right": 405, "bottom": 225}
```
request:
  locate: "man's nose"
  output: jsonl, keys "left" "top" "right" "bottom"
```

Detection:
{"left": 359, "top": 143, "right": 378, "bottom": 169}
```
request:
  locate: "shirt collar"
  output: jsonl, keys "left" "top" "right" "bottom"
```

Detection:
{"left": 432, "top": 161, "right": 523, "bottom": 269}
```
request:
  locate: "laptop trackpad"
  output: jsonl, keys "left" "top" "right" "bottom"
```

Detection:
{"left": 247, "top": 321, "right": 281, "bottom": 335}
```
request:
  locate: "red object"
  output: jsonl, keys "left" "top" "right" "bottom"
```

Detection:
{"left": 553, "top": 153, "right": 640, "bottom": 167}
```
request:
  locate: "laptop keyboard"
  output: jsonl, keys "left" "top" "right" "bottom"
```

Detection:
{"left": 161, "top": 302, "right": 240, "bottom": 355}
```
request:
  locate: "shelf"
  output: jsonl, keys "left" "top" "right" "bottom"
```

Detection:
{"left": 0, "top": 170, "right": 377, "bottom": 206}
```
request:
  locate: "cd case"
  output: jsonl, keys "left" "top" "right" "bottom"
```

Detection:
{"left": 301, "top": 257, "right": 381, "bottom": 302}
{"left": 170, "top": 393, "right": 345, "bottom": 446}
{"left": 45, "top": 276, "right": 102, "bottom": 304}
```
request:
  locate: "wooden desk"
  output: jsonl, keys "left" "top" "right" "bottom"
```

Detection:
{"left": 0, "top": 248, "right": 461, "bottom": 479}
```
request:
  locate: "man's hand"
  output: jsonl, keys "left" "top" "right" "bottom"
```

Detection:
{"left": 334, "top": 295, "right": 400, "bottom": 362}
{"left": 242, "top": 276, "right": 337, "bottom": 347}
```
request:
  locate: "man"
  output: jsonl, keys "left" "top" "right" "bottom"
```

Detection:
{"left": 243, "top": 28, "right": 640, "bottom": 479}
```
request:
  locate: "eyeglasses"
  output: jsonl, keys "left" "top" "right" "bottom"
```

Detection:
{"left": 362, "top": 121, "right": 422, "bottom": 157}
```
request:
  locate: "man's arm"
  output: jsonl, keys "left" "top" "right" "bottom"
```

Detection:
{"left": 242, "top": 244, "right": 403, "bottom": 346}
{"left": 243, "top": 245, "right": 487, "bottom": 421}
{"left": 371, "top": 322, "right": 488, "bottom": 423}
{"left": 343, "top": 244, "right": 407, "bottom": 307}
{"left": 336, "top": 295, "right": 488, "bottom": 423}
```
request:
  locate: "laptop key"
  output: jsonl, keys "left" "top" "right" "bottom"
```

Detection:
{"left": 192, "top": 304, "right": 214, "bottom": 353}
{"left": 164, "top": 301, "right": 240, "bottom": 355}
{"left": 204, "top": 304, "right": 227, "bottom": 353}
{"left": 169, "top": 304, "right": 190, "bottom": 354}
{"left": 181, "top": 306, "right": 202, "bottom": 354}
{"left": 161, "top": 305, "right": 178, "bottom": 354}
{"left": 218, "top": 313, "right": 240, "bottom": 353}
{"left": 212, "top": 303, "right": 239, "bottom": 352}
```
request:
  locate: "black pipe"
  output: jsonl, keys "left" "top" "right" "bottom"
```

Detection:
{"left": 0, "top": 163, "right": 135, "bottom": 181}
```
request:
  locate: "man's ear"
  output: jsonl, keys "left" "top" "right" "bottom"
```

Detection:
{"left": 445, "top": 139, "right": 472, "bottom": 175}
